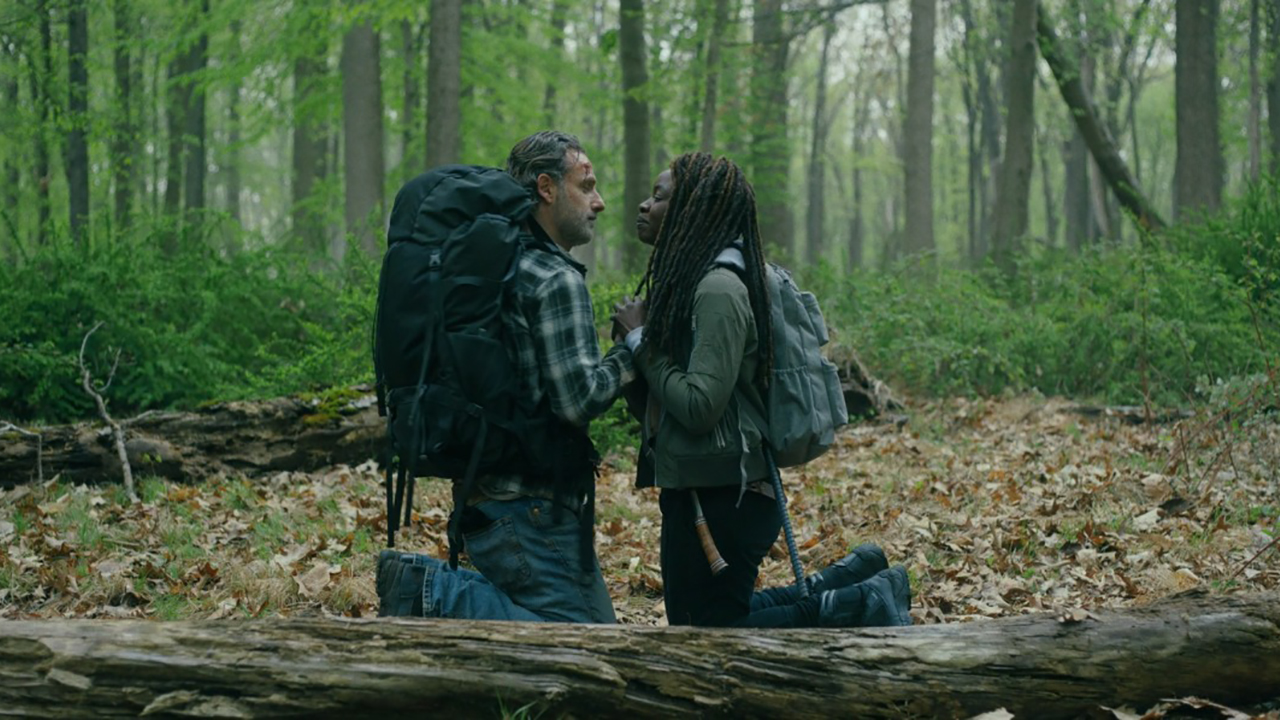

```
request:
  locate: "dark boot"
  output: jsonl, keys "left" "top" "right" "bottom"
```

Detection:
{"left": 816, "top": 565, "right": 912, "bottom": 628}
{"left": 376, "top": 550, "right": 425, "bottom": 617}
{"left": 806, "top": 542, "right": 889, "bottom": 595}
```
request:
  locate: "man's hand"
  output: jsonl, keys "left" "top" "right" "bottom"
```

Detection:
{"left": 611, "top": 296, "right": 646, "bottom": 342}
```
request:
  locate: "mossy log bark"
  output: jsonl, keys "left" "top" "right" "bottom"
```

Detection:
{"left": 1, "top": 591, "right": 1277, "bottom": 718}
{"left": 0, "top": 368, "right": 900, "bottom": 487}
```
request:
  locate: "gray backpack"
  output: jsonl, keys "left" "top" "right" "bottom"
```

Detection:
{"left": 715, "top": 256, "right": 848, "bottom": 467}
{"left": 759, "top": 263, "right": 848, "bottom": 467}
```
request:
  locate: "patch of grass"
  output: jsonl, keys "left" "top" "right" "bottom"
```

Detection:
{"left": 151, "top": 593, "right": 189, "bottom": 621}
{"left": 139, "top": 477, "right": 167, "bottom": 504}
{"left": 252, "top": 516, "right": 290, "bottom": 560}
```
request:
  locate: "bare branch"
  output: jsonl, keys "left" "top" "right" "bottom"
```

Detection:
{"left": 77, "top": 322, "right": 138, "bottom": 503}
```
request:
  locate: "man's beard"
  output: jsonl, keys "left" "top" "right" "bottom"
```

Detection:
{"left": 553, "top": 200, "right": 594, "bottom": 248}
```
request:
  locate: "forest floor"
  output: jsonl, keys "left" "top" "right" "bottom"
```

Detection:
{"left": 2, "top": 394, "right": 1278, "bottom": 628}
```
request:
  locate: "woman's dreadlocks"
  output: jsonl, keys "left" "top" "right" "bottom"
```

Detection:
{"left": 637, "top": 152, "right": 773, "bottom": 385}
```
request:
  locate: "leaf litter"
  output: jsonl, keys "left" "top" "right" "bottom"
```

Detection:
{"left": 2, "top": 395, "right": 1278, "bottom": 714}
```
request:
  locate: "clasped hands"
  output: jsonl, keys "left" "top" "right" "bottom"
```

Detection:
{"left": 611, "top": 295, "right": 645, "bottom": 344}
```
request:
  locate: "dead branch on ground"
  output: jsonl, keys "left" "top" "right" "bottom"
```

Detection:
{"left": 78, "top": 322, "right": 137, "bottom": 502}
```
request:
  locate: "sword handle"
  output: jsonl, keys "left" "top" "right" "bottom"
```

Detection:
{"left": 692, "top": 490, "right": 727, "bottom": 576}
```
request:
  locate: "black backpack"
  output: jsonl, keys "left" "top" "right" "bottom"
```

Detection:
{"left": 374, "top": 165, "right": 541, "bottom": 566}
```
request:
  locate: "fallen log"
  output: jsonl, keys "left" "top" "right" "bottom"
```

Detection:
{"left": 0, "top": 365, "right": 901, "bottom": 487}
{"left": 0, "top": 389, "right": 384, "bottom": 487}
{"left": 2, "top": 591, "right": 1277, "bottom": 718}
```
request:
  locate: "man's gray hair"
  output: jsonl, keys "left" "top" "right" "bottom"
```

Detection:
{"left": 505, "top": 130, "right": 585, "bottom": 199}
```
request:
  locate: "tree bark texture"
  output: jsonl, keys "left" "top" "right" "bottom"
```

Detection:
{"left": 1174, "top": 0, "right": 1223, "bottom": 220}
{"left": 65, "top": 0, "right": 90, "bottom": 245}
{"left": 425, "top": 0, "right": 461, "bottom": 169}
{"left": 2, "top": 36, "right": 19, "bottom": 232}
{"left": 1036, "top": 3, "right": 1165, "bottom": 232}
{"left": 751, "top": 0, "right": 793, "bottom": 257}
{"left": 619, "top": 0, "right": 651, "bottom": 273}
{"left": 1268, "top": 0, "right": 1280, "bottom": 175}
{"left": 225, "top": 21, "right": 243, "bottom": 226}
{"left": 991, "top": 0, "right": 1035, "bottom": 274}
{"left": 110, "top": 0, "right": 137, "bottom": 229}
{"left": 34, "top": 6, "right": 53, "bottom": 245}
{"left": 1, "top": 592, "right": 1277, "bottom": 719}
{"left": 292, "top": 50, "right": 328, "bottom": 254}
{"left": 542, "top": 0, "right": 567, "bottom": 127}
{"left": 699, "top": 0, "right": 731, "bottom": 153}
{"left": 163, "top": 56, "right": 190, "bottom": 225}
{"left": 341, "top": 14, "right": 385, "bottom": 259}
{"left": 401, "top": 20, "right": 422, "bottom": 181}
{"left": 805, "top": 22, "right": 834, "bottom": 267}
{"left": 902, "top": 0, "right": 936, "bottom": 262}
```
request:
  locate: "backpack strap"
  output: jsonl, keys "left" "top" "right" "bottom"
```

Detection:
{"left": 387, "top": 276, "right": 441, "bottom": 548}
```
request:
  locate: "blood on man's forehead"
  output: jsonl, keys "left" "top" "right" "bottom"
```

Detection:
{"left": 566, "top": 150, "right": 594, "bottom": 178}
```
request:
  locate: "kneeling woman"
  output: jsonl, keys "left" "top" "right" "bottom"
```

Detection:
{"left": 617, "top": 152, "right": 911, "bottom": 628}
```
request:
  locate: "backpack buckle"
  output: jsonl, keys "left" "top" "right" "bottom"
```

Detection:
{"left": 428, "top": 251, "right": 442, "bottom": 269}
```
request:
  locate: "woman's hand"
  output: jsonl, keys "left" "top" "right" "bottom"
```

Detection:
{"left": 611, "top": 295, "right": 646, "bottom": 342}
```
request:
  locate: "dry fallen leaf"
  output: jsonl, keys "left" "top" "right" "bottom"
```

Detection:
{"left": 295, "top": 561, "right": 338, "bottom": 599}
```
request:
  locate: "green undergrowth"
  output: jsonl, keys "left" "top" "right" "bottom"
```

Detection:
{"left": 3, "top": 188, "right": 1276, "bottom": 460}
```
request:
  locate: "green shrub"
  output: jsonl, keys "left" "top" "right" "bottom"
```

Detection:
{"left": 805, "top": 237, "right": 1276, "bottom": 406}
{"left": 0, "top": 220, "right": 345, "bottom": 422}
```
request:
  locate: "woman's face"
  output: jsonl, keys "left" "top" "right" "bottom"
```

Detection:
{"left": 635, "top": 169, "right": 673, "bottom": 246}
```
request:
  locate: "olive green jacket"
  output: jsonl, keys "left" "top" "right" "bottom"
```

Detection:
{"left": 632, "top": 251, "right": 769, "bottom": 490}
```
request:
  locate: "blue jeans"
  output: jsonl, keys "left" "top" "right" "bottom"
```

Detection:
{"left": 405, "top": 497, "right": 615, "bottom": 623}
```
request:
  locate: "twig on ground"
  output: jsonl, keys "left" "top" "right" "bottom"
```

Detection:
{"left": 0, "top": 421, "right": 43, "bottom": 483}
{"left": 78, "top": 322, "right": 138, "bottom": 503}
{"left": 1232, "top": 532, "right": 1280, "bottom": 581}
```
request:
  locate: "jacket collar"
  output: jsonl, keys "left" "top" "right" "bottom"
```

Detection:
{"left": 528, "top": 217, "right": 588, "bottom": 277}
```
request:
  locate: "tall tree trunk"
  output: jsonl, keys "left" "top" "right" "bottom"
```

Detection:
{"left": 1174, "top": 0, "right": 1223, "bottom": 220}
{"left": 1036, "top": 1, "right": 1164, "bottom": 232}
{"left": 849, "top": 88, "right": 869, "bottom": 270}
{"left": 543, "top": 0, "right": 567, "bottom": 127}
{"left": 806, "top": 21, "right": 834, "bottom": 266}
{"left": 293, "top": 52, "right": 328, "bottom": 255}
{"left": 1037, "top": 120, "right": 1058, "bottom": 247}
{"left": 182, "top": 0, "right": 209, "bottom": 224}
{"left": 902, "top": 0, "right": 936, "bottom": 264}
{"left": 225, "top": 21, "right": 243, "bottom": 227}
{"left": 619, "top": 0, "right": 651, "bottom": 272}
{"left": 1063, "top": 130, "right": 1091, "bottom": 252}
{"left": 33, "top": 6, "right": 53, "bottom": 245}
{"left": 65, "top": 0, "right": 90, "bottom": 245}
{"left": 699, "top": 0, "right": 731, "bottom": 153}
{"left": 1250, "top": 0, "right": 1263, "bottom": 181}
{"left": 1062, "top": 52, "right": 1095, "bottom": 252}
{"left": 341, "top": 14, "right": 386, "bottom": 259}
{"left": 991, "top": 0, "right": 1035, "bottom": 274}
{"left": 425, "top": 0, "right": 461, "bottom": 168}
{"left": 163, "top": 56, "right": 190, "bottom": 225}
{"left": 1267, "top": 0, "right": 1280, "bottom": 175}
{"left": 401, "top": 20, "right": 421, "bottom": 181}
{"left": 111, "top": 0, "right": 136, "bottom": 230}
{"left": 752, "top": 0, "right": 792, "bottom": 256}
{"left": 957, "top": 0, "right": 1002, "bottom": 262}
{"left": 2, "top": 35, "right": 19, "bottom": 239}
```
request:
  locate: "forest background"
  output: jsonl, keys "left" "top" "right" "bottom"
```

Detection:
{"left": 1, "top": 0, "right": 1280, "bottom": 644}
{"left": 0, "top": 0, "right": 1277, "bottom": 424}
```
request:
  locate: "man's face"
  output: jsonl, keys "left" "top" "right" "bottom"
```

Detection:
{"left": 546, "top": 151, "right": 604, "bottom": 251}
{"left": 636, "top": 169, "right": 672, "bottom": 246}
